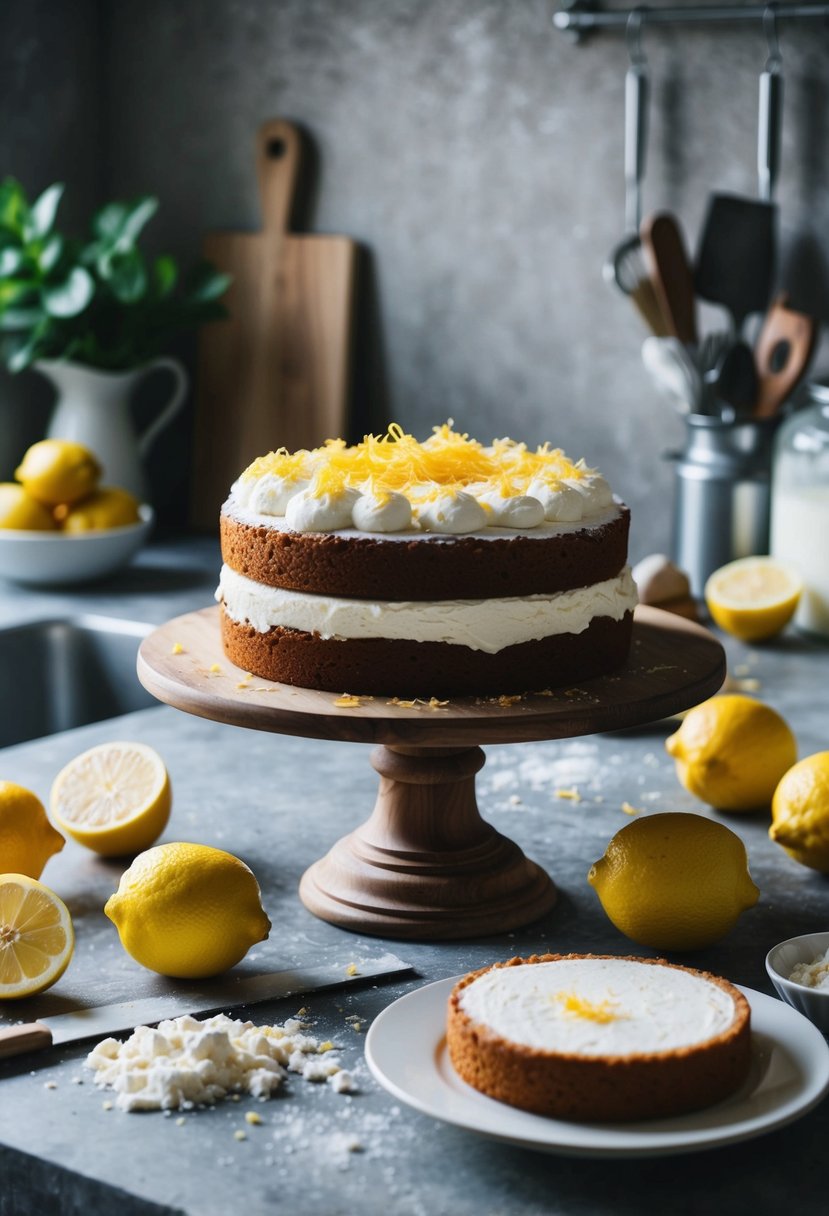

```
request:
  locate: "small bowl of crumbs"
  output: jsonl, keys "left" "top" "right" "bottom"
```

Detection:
{"left": 766, "top": 931, "right": 829, "bottom": 1033}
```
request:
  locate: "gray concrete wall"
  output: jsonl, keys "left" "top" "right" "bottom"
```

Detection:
{"left": 5, "top": 1, "right": 829, "bottom": 554}
{"left": 0, "top": 0, "right": 103, "bottom": 477}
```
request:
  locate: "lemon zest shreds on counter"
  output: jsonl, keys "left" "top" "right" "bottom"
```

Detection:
{"left": 555, "top": 787, "right": 582, "bottom": 802}
{"left": 333, "top": 694, "right": 373, "bottom": 708}
{"left": 621, "top": 801, "right": 643, "bottom": 816}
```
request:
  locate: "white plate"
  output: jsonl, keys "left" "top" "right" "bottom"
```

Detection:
{"left": 365, "top": 975, "right": 829, "bottom": 1159}
{"left": 0, "top": 505, "right": 154, "bottom": 586}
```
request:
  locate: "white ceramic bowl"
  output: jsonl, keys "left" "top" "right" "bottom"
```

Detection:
{"left": 766, "top": 931, "right": 829, "bottom": 1034}
{"left": 0, "top": 504, "right": 154, "bottom": 586}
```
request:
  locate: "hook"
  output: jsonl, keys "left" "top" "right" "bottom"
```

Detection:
{"left": 626, "top": 6, "right": 648, "bottom": 68}
{"left": 763, "top": 3, "right": 782, "bottom": 72}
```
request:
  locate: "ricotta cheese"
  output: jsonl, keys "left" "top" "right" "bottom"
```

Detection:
{"left": 85, "top": 1013, "right": 353, "bottom": 1112}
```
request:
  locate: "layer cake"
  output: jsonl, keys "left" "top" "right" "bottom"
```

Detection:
{"left": 217, "top": 425, "right": 637, "bottom": 697}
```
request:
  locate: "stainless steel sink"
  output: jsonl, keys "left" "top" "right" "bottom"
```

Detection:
{"left": 0, "top": 615, "right": 157, "bottom": 748}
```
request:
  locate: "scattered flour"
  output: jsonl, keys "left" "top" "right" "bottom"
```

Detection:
{"left": 789, "top": 948, "right": 829, "bottom": 990}
{"left": 85, "top": 1012, "right": 353, "bottom": 1112}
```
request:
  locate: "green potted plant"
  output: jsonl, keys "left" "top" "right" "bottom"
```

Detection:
{"left": 0, "top": 178, "right": 229, "bottom": 498}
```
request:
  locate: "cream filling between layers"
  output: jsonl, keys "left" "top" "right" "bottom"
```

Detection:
{"left": 458, "top": 959, "right": 738, "bottom": 1056}
{"left": 216, "top": 566, "right": 637, "bottom": 654}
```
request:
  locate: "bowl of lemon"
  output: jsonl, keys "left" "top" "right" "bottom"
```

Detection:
{"left": 0, "top": 439, "right": 153, "bottom": 586}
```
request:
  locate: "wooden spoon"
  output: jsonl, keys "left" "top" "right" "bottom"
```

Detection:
{"left": 754, "top": 293, "right": 818, "bottom": 418}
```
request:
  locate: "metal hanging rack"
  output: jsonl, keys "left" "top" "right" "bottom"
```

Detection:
{"left": 554, "top": 2, "right": 829, "bottom": 41}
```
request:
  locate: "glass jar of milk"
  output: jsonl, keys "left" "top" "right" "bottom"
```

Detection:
{"left": 770, "top": 385, "right": 829, "bottom": 639}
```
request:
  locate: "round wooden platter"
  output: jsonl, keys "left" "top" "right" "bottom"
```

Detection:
{"left": 138, "top": 605, "right": 725, "bottom": 941}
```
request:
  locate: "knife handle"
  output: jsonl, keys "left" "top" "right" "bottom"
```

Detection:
{"left": 0, "top": 1021, "right": 53, "bottom": 1059}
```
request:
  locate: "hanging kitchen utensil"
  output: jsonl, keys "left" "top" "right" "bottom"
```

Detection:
{"left": 758, "top": 3, "right": 784, "bottom": 203}
{"left": 603, "top": 12, "right": 666, "bottom": 334}
{"left": 640, "top": 212, "right": 698, "bottom": 346}
{"left": 694, "top": 195, "right": 775, "bottom": 337}
{"left": 754, "top": 292, "right": 818, "bottom": 418}
{"left": 191, "top": 119, "right": 357, "bottom": 530}
{"left": 694, "top": 9, "right": 782, "bottom": 336}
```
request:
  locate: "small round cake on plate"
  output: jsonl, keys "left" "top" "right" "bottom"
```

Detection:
{"left": 446, "top": 953, "right": 751, "bottom": 1122}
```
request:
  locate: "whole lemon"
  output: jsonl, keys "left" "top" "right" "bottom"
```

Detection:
{"left": 0, "top": 484, "right": 57, "bottom": 531}
{"left": 769, "top": 752, "right": 829, "bottom": 872}
{"left": 0, "top": 781, "right": 65, "bottom": 879}
{"left": 588, "top": 812, "right": 759, "bottom": 951}
{"left": 665, "top": 694, "right": 796, "bottom": 811}
{"left": 59, "top": 487, "right": 140, "bottom": 532}
{"left": 105, "top": 842, "right": 271, "bottom": 978}
{"left": 15, "top": 439, "right": 101, "bottom": 507}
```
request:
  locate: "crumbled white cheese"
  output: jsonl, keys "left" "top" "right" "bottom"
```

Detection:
{"left": 790, "top": 948, "right": 829, "bottom": 990}
{"left": 85, "top": 1012, "right": 350, "bottom": 1112}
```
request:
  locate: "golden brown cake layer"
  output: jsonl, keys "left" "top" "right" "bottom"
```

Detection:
{"left": 446, "top": 954, "right": 752, "bottom": 1123}
{"left": 220, "top": 507, "right": 631, "bottom": 602}
{"left": 220, "top": 608, "right": 634, "bottom": 698}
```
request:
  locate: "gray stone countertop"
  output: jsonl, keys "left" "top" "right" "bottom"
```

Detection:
{"left": 1, "top": 537, "right": 829, "bottom": 1215}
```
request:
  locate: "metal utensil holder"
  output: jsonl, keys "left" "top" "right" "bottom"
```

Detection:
{"left": 667, "top": 413, "right": 782, "bottom": 595}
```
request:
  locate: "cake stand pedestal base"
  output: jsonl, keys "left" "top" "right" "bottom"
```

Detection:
{"left": 298, "top": 745, "right": 556, "bottom": 939}
{"left": 137, "top": 605, "right": 726, "bottom": 942}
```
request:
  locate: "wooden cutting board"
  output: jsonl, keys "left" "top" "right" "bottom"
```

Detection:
{"left": 191, "top": 119, "right": 357, "bottom": 529}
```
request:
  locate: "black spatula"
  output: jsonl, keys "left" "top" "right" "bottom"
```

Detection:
{"left": 694, "top": 193, "right": 776, "bottom": 335}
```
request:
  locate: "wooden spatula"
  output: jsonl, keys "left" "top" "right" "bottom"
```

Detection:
{"left": 640, "top": 212, "right": 697, "bottom": 346}
{"left": 191, "top": 119, "right": 357, "bottom": 530}
{"left": 754, "top": 293, "right": 818, "bottom": 418}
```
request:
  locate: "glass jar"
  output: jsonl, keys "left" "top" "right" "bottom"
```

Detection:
{"left": 770, "top": 384, "right": 829, "bottom": 639}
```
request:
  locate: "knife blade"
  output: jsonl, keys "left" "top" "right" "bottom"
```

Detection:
{"left": 0, "top": 952, "right": 412, "bottom": 1060}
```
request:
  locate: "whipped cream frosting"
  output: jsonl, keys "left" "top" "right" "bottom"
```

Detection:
{"left": 216, "top": 566, "right": 638, "bottom": 653}
{"left": 458, "top": 959, "right": 737, "bottom": 1056}
{"left": 231, "top": 424, "right": 622, "bottom": 535}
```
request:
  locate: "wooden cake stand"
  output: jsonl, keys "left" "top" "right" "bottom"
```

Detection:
{"left": 137, "top": 605, "right": 724, "bottom": 941}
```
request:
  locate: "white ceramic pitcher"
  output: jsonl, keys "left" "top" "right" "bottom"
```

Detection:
{"left": 37, "top": 357, "right": 188, "bottom": 502}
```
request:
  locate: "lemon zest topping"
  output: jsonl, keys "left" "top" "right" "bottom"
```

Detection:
{"left": 554, "top": 991, "right": 623, "bottom": 1023}
{"left": 238, "top": 423, "right": 585, "bottom": 502}
{"left": 555, "top": 787, "right": 582, "bottom": 802}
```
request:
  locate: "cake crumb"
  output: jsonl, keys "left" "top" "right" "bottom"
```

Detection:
{"left": 234, "top": 1130, "right": 247, "bottom": 1141}
{"left": 102, "top": 1100, "right": 113, "bottom": 1111}
{"left": 245, "top": 1111, "right": 263, "bottom": 1126}
{"left": 176, "top": 1117, "right": 186, "bottom": 1127}
{"left": 44, "top": 1081, "right": 57, "bottom": 1090}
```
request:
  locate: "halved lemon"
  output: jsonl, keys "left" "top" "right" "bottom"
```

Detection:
{"left": 704, "top": 557, "right": 802, "bottom": 642}
{"left": 50, "top": 742, "right": 172, "bottom": 857}
{"left": 0, "top": 874, "right": 75, "bottom": 999}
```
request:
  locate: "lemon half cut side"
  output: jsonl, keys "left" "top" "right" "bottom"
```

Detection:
{"left": 0, "top": 874, "right": 75, "bottom": 1000}
{"left": 50, "top": 742, "right": 171, "bottom": 857}
{"left": 704, "top": 557, "right": 802, "bottom": 642}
